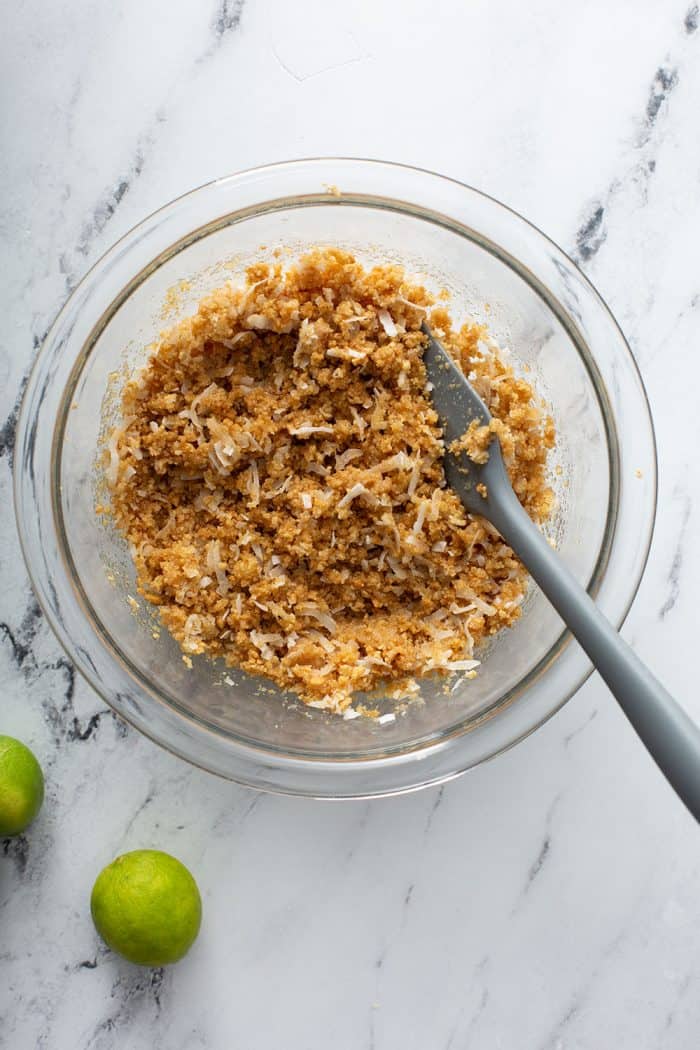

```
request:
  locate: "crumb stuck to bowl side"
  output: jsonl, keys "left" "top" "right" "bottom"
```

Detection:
{"left": 103, "top": 248, "right": 554, "bottom": 714}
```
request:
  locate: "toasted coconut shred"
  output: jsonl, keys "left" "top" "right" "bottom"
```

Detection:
{"left": 106, "top": 249, "right": 554, "bottom": 715}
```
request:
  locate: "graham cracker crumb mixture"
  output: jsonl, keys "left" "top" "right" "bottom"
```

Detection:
{"left": 106, "top": 249, "right": 554, "bottom": 714}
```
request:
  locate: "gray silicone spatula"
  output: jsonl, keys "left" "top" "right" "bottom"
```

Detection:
{"left": 423, "top": 322, "right": 700, "bottom": 821}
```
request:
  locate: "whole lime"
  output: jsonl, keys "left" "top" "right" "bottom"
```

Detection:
{"left": 90, "top": 850, "right": 202, "bottom": 966}
{"left": 0, "top": 736, "right": 45, "bottom": 837}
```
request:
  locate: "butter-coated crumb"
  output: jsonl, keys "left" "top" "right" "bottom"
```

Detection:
{"left": 107, "top": 250, "right": 554, "bottom": 713}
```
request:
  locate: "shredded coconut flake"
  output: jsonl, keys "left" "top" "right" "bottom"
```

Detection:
{"left": 407, "top": 457, "right": 422, "bottom": 497}
{"left": 289, "top": 424, "right": 334, "bottom": 437}
{"left": 248, "top": 461, "right": 260, "bottom": 506}
{"left": 337, "top": 483, "right": 378, "bottom": 510}
{"left": 335, "top": 448, "right": 363, "bottom": 470}
{"left": 298, "top": 606, "right": 337, "bottom": 634}
{"left": 327, "top": 347, "right": 367, "bottom": 361}
{"left": 413, "top": 501, "right": 428, "bottom": 534}
{"left": 396, "top": 294, "right": 429, "bottom": 313}
{"left": 386, "top": 556, "right": 408, "bottom": 580}
{"left": 445, "top": 659, "right": 481, "bottom": 672}
{"left": 378, "top": 309, "right": 398, "bottom": 337}
{"left": 350, "top": 405, "right": 367, "bottom": 436}
{"left": 221, "top": 332, "right": 250, "bottom": 348}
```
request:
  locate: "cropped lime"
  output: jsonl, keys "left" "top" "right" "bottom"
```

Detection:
{"left": 90, "top": 849, "right": 202, "bottom": 966}
{"left": 0, "top": 735, "right": 45, "bottom": 836}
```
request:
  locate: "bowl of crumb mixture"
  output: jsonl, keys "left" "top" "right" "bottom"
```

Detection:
{"left": 15, "top": 160, "right": 656, "bottom": 797}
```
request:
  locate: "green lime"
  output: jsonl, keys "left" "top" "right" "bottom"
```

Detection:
{"left": 0, "top": 736, "right": 45, "bottom": 837}
{"left": 91, "top": 850, "right": 202, "bottom": 966}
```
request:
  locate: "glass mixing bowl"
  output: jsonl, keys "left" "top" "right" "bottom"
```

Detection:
{"left": 14, "top": 159, "right": 656, "bottom": 797}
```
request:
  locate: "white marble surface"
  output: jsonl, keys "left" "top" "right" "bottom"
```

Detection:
{"left": 2, "top": 1, "right": 700, "bottom": 1046}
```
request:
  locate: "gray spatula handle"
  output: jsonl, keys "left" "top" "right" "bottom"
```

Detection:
{"left": 487, "top": 480, "right": 700, "bottom": 822}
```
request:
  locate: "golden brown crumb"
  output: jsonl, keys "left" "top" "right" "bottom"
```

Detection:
{"left": 106, "top": 249, "right": 554, "bottom": 713}
{"left": 452, "top": 419, "right": 510, "bottom": 465}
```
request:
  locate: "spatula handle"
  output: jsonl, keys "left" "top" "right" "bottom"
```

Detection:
{"left": 488, "top": 481, "right": 700, "bottom": 822}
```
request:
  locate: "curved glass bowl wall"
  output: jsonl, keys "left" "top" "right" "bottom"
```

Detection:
{"left": 15, "top": 160, "right": 656, "bottom": 796}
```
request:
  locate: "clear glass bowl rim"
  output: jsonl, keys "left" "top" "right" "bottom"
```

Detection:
{"left": 14, "top": 158, "right": 657, "bottom": 798}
